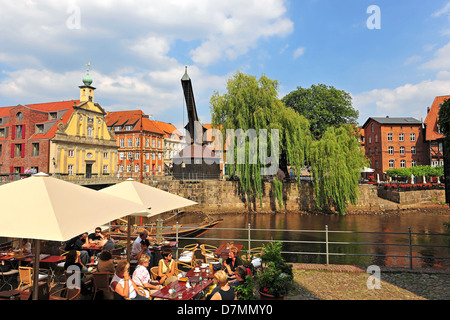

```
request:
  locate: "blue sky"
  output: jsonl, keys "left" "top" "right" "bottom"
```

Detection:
{"left": 1, "top": 1, "right": 450, "bottom": 131}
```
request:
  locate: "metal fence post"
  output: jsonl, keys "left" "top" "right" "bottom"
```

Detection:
{"left": 248, "top": 223, "right": 251, "bottom": 252}
{"left": 408, "top": 227, "right": 413, "bottom": 270}
{"left": 176, "top": 222, "right": 179, "bottom": 260}
{"left": 325, "top": 225, "right": 329, "bottom": 265}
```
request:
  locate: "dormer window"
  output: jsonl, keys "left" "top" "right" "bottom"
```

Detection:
{"left": 125, "top": 125, "right": 133, "bottom": 131}
{"left": 36, "top": 124, "right": 44, "bottom": 134}
{"left": 49, "top": 112, "right": 57, "bottom": 120}
{"left": 16, "top": 112, "right": 23, "bottom": 121}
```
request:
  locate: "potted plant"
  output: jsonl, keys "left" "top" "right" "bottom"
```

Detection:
{"left": 256, "top": 241, "right": 294, "bottom": 300}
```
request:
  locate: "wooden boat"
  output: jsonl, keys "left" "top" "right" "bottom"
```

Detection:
{"left": 108, "top": 215, "right": 223, "bottom": 241}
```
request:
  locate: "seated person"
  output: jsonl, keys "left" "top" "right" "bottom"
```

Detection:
{"left": 21, "top": 239, "right": 32, "bottom": 254}
{"left": 208, "top": 270, "right": 235, "bottom": 300}
{"left": 88, "top": 227, "right": 104, "bottom": 244}
{"left": 110, "top": 260, "right": 147, "bottom": 300}
{"left": 100, "top": 232, "right": 115, "bottom": 251}
{"left": 131, "top": 231, "right": 149, "bottom": 257}
{"left": 64, "top": 233, "right": 90, "bottom": 265}
{"left": 64, "top": 250, "right": 92, "bottom": 295}
{"left": 229, "top": 265, "right": 248, "bottom": 288}
{"left": 132, "top": 254, "right": 162, "bottom": 298}
{"left": 97, "top": 250, "right": 115, "bottom": 274}
{"left": 223, "top": 246, "right": 243, "bottom": 279}
{"left": 158, "top": 250, "right": 177, "bottom": 285}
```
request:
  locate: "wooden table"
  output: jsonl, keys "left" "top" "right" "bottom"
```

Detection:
{"left": 151, "top": 278, "right": 213, "bottom": 300}
{"left": 214, "top": 243, "right": 244, "bottom": 257}
{"left": 186, "top": 267, "right": 215, "bottom": 279}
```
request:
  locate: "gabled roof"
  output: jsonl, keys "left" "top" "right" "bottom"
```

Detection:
{"left": 362, "top": 117, "right": 422, "bottom": 129}
{"left": 105, "top": 110, "right": 166, "bottom": 136}
{"left": 152, "top": 120, "right": 183, "bottom": 139}
{"left": 24, "top": 100, "right": 78, "bottom": 113}
{"left": 29, "top": 108, "right": 75, "bottom": 140}
{"left": 424, "top": 95, "right": 450, "bottom": 141}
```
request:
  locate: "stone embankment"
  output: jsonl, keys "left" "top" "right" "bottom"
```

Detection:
{"left": 150, "top": 179, "right": 446, "bottom": 214}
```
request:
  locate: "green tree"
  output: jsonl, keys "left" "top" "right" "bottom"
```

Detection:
{"left": 210, "top": 71, "right": 310, "bottom": 208}
{"left": 309, "top": 124, "right": 369, "bottom": 214}
{"left": 282, "top": 84, "right": 359, "bottom": 139}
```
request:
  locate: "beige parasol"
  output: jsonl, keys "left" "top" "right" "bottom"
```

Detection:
{"left": 0, "top": 173, "right": 147, "bottom": 299}
{"left": 99, "top": 179, "right": 197, "bottom": 260}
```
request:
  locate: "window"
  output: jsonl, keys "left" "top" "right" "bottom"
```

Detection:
{"left": 157, "top": 140, "right": 161, "bottom": 148}
{"left": 115, "top": 126, "right": 122, "bottom": 131}
{"left": 128, "top": 138, "right": 132, "bottom": 147}
{"left": 125, "top": 125, "right": 133, "bottom": 131}
{"left": 387, "top": 133, "right": 393, "bottom": 141}
{"left": 36, "top": 124, "right": 44, "bottom": 134}
{"left": 400, "top": 146, "right": 405, "bottom": 155}
{"left": 439, "top": 142, "right": 443, "bottom": 152}
{"left": 68, "top": 165, "right": 74, "bottom": 176}
{"left": 120, "top": 152, "right": 125, "bottom": 160}
{"left": 135, "top": 152, "right": 140, "bottom": 160}
{"left": 103, "top": 165, "right": 108, "bottom": 174}
{"left": 145, "top": 138, "right": 149, "bottom": 147}
{"left": 146, "top": 152, "right": 150, "bottom": 160}
{"left": 87, "top": 127, "right": 93, "bottom": 137}
{"left": 127, "top": 151, "right": 132, "bottom": 160}
{"left": 412, "top": 160, "right": 417, "bottom": 167}
{"left": 103, "top": 152, "right": 108, "bottom": 159}
{"left": 120, "top": 138, "right": 124, "bottom": 147}
{"left": 431, "top": 161, "right": 439, "bottom": 167}
{"left": 388, "top": 146, "right": 394, "bottom": 155}
{"left": 135, "top": 164, "right": 139, "bottom": 173}
{"left": 14, "top": 144, "right": 22, "bottom": 158}
{"left": 400, "top": 160, "right": 406, "bottom": 168}
{"left": 375, "top": 160, "right": 378, "bottom": 168}
{"left": 16, "top": 112, "right": 23, "bottom": 121}
{"left": 158, "top": 165, "right": 162, "bottom": 173}
{"left": 0, "top": 128, "right": 4, "bottom": 137}
{"left": 32, "top": 143, "right": 39, "bottom": 157}
{"left": 411, "top": 147, "right": 416, "bottom": 155}
{"left": 375, "top": 147, "right": 378, "bottom": 155}
{"left": 371, "top": 123, "right": 374, "bottom": 132}
{"left": 135, "top": 138, "right": 140, "bottom": 147}
{"left": 152, "top": 153, "right": 156, "bottom": 160}
{"left": 49, "top": 112, "right": 57, "bottom": 120}
{"left": 399, "top": 133, "right": 404, "bottom": 141}
{"left": 152, "top": 139, "right": 155, "bottom": 148}
{"left": 68, "top": 149, "right": 75, "bottom": 157}
{"left": 368, "top": 136, "right": 372, "bottom": 144}
{"left": 389, "top": 160, "right": 394, "bottom": 168}
{"left": 119, "top": 165, "right": 124, "bottom": 173}
{"left": 158, "top": 153, "right": 162, "bottom": 160}
{"left": 410, "top": 133, "right": 416, "bottom": 141}
{"left": 375, "top": 134, "right": 378, "bottom": 142}
{"left": 127, "top": 165, "right": 132, "bottom": 172}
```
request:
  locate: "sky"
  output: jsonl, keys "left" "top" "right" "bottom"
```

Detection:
{"left": 1, "top": 1, "right": 450, "bottom": 132}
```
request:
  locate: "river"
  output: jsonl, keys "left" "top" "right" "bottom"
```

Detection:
{"left": 168, "top": 208, "right": 450, "bottom": 269}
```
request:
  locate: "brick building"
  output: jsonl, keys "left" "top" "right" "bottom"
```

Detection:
{"left": 0, "top": 69, "right": 118, "bottom": 177}
{"left": 105, "top": 110, "right": 166, "bottom": 178}
{"left": 362, "top": 117, "right": 428, "bottom": 179}
{"left": 423, "top": 95, "right": 450, "bottom": 167}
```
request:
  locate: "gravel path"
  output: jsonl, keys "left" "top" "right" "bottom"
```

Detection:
{"left": 287, "top": 263, "right": 450, "bottom": 300}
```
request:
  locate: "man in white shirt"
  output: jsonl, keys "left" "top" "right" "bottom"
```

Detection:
{"left": 131, "top": 230, "right": 149, "bottom": 257}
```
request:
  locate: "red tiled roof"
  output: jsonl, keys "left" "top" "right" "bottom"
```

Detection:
{"left": 29, "top": 108, "right": 75, "bottom": 140}
{"left": 105, "top": 110, "right": 166, "bottom": 136}
{"left": 25, "top": 100, "right": 79, "bottom": 112}
{"left": 424, "top": 95, "right": 450, "bottom": 141}
{"left": 152, "top": 120, "right": 183, "bottom": 139}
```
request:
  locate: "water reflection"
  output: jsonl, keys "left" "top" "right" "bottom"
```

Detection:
{"left": 170, "top": 210, "right": 450, "bottom": 269}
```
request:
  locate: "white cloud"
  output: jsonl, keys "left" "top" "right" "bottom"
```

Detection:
{"left": 421, "top": 42, "right": 450, "bottom": 70}
{"left": 432, "top": 2, "right": 450, "bottom": 17}
{"left": 293, "top": 47, "right": 305, "bottom": 59}
{"left": 353, "top": 71, "right": 450, "bottom": 124}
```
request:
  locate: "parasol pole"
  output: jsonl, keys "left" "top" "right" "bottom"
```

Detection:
{"left": 32, "top": 239, "right": 41, "bottom": 300}
{"left": 127, "top": 216, "right": 132, "bottom": 262}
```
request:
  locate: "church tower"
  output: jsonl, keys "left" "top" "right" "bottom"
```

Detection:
{"left": 79, "top": 62, "right": 95, "bottom": 102}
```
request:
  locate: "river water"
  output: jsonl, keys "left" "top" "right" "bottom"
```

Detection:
{"left": 170, "top": 209, "right": 450, "bottom": 269}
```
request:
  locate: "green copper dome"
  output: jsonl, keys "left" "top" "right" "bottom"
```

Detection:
{"left": 82, "top": 73, "right": 93, "bottom": 86}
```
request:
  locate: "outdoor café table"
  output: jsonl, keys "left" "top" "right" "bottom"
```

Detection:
{"left": 214, "top": 243, "right": 244, "bottom": 258}
{"left": 186, "top": 267, "right": 215, "bottom": 279}
{"left": 151, "top": 277, "right": 213, "bottom": 300}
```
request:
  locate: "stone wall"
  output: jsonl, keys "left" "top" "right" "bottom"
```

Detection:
{"left": 150, "top": 179, "right": 441, "bottom": 214}
{"left": 377, "top": 188, "right": 445, "bottom": 206}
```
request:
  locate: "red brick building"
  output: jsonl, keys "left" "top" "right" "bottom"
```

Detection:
{"left": 0, "top": 100, "right": 78, "bottom": 174}
{"left": 423, "top": 95, "right": 450, "bottom": 167}
{"left": 362, "top": 117, "right": 428, "bottom": 179}
{"left": 105, "top": 110, "right": 166, "bottom": 178}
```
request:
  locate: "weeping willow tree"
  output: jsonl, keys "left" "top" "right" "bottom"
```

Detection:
{"left": 210, "top": 71, "right": 310, "bottom": 209}
{"left": 309, "top": 124, "right": 369, "bottom": 214}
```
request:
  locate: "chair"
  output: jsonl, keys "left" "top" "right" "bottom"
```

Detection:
{"left": 200, "top": 244, "right": 219, "bottom": 263}
{"left": 178, "top": 244, "right": 198, "bottom": 269}
{"left": 18, "top": 266, "right": 49, "bottom": 290}
{"left": 150, "top": 266, "right": 159, "bottom": 281}
{"left": 0, "top": 266, "right": 19, "bottom": 291}
{"left": 92, "top": 272, "right": 113, "bottom": 300}
{"left": 240, "top": 247, "right": 263, "bottom": 268}
{"left": 50, "top": 286, "right": 81, "bottom": 300}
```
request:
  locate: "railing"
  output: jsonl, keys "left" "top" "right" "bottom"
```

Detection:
{"left": 172, "top": 223, "right": 450, "bottom": 270}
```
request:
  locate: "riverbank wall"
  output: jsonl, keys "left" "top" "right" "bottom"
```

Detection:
{"left": 150, "top": 180, "right": 446, "bottom": 214}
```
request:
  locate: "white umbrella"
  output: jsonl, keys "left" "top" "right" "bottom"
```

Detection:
{"left": 0, "top": 173, "right": 147, "bottom": 299}
{"left": 99, "top": 179, "right": 198, "bottom": 260}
